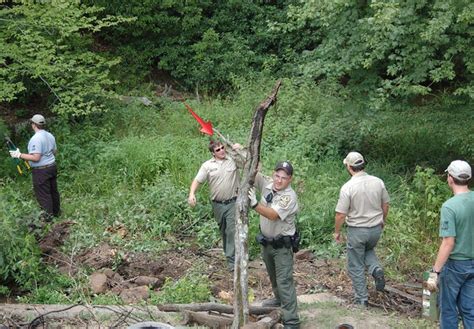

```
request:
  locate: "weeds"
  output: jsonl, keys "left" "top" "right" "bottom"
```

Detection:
{"left": 1, "top": 77, "right": 471, "bottom": 304}
{"left": 150, "top": 266, "right": 211, "bottom": 304}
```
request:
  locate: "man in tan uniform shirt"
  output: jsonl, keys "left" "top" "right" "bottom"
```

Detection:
{"left": 249, "top": 161, "right": 300, "bottom": 328}
{"left": 334, "top": 151, "right": 390, "bottom": 307}
{"left": 188, "top": 140, "right": 243, "bottom": 271}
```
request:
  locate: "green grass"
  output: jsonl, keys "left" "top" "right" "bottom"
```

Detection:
{"left": 299, "top": 301, "right": 437, "bottom": 329}
{"left": 1, "top": 77, "right": 472, "bottom": 303}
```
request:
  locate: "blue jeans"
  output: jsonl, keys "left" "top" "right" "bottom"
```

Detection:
{"left": 439, "top": 259, "right": 474, "bottom": 329}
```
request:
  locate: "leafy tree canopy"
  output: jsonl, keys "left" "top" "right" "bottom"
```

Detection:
{"left": 0, "top": 1, "right": 133, "bottom": 117}
{"left": 2, "top": 0, "right": 472, "bottom": 115}
{"left": 280, "top": 0, "right": 473, "bottom": 106}
{"left": 84, "top": 0, "right": 294, "bottom": 93}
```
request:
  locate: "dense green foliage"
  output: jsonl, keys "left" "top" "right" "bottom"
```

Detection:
{"left": 0, "top": 0, "right": 473, "bottom": 305}
{"left": 82, "top": 0, "right": 285, "bottom": 92}
{"left": 283, "top": 0, "right": 474, "bottom": 106}
{"left": 81, "top": 0, "right": 473, "bottom": 104}
{"left": 1, "top": 80, "right": 472, "bottom": 301}
{"left": 0, "top": 2, "right": 132, "bottom": 117}
{"left": 2, "top": 1, "right": 472, "bottom": 116}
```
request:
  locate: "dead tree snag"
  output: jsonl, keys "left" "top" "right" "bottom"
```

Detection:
{"left": 232, "top": 80, "right": 282, "bottom": 328}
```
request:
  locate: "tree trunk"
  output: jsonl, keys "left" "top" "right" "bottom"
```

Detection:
{"left": 232, "top": 80, "right": 282, "bottom": 328}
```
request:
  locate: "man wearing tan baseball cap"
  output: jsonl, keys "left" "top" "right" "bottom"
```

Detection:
{"left": 334, "top": 151, "right": 390, "bottom": 307}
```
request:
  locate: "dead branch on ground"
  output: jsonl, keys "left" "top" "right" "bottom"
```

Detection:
{"left": 158, "top": 302, "right": 277, "bottom": 315}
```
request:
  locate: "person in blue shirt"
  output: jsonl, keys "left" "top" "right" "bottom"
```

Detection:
{"left": 10, "top": 114, "right": 60, "bottom": 220}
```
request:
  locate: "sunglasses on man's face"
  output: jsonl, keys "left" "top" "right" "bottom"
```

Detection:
{"left": 214, "top": 146, "right": 225, "bottom": 152}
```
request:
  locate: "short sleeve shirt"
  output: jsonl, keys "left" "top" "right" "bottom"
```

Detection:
{"left": 439, "top": 191, "right": 474, "bottom": 260}
{"left": 27, "top": 130, "right": 56, "bottom": 167}
{"left": 335, "top": 172, "right": 390, "bottom": 227}
{"left": 255, "top": 173, "right": 298, "bottom": 238}
{"left": 195, "top": 156, "right": 239, "bottom": 201}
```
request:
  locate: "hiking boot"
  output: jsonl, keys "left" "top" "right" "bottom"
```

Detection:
{"left": 261, "top": 298, "right": 281, "bottom": 307}
{"left": 372, "top": 268, "right": 385, "bottom": 291}
{"left": 354, "top": 299, "right": 368, "bottom": 309}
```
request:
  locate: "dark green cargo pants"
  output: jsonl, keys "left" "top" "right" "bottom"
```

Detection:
{"left": 212, "top": 200, "right": 236, "bottom": 270}
{"left": 262, "top": 244, "right": 300, "bottom": 328}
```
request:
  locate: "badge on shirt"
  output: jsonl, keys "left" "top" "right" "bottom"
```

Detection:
{"left": 278, "top": 195, "right": 291, "bottom": 209}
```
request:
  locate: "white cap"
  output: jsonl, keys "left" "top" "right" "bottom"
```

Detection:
{"left": 343, "top": 152, "right": 365, "bottom": 167}
{"left": 445, "top": 160, "right": 472, "bottom": 180}
{"left": 30, "top": 114, "right": 46, "bottom": 125}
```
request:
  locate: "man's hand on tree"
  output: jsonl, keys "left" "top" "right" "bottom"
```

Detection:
{"left": 248, "top": 187, "right": 258, "bottom": 208}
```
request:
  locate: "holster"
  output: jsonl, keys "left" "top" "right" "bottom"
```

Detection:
{"left": 256, "top": 232, "right": 300, "bottom": 252}
{"left": 290, "top": 230, "right": 301, "bottom": 253}
{"left": 256, "top": 233, "right": 267, "bottom": 246}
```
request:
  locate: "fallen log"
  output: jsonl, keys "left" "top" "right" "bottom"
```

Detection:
{"left": 0, "top": 303, "right": 171, "bottom": 328}
{"left": 158, "top": 302, "right": 277, "bottom": 315}
{"left": 182, "top": 310, "right": 233, "bottom": 329}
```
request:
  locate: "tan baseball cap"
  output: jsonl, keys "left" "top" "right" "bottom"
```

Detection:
{"left": 343, "top": 152, "right": 365, "bottom": 166}
{"left": 30, "top": 114, "right": 46, "bottom": 125}
{"left": 445, "top": 160, "right": 472, "bottom": 180}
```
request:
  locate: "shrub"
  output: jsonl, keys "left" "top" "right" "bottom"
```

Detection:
{"left": 380, "top": 167, "right": 451, "bottom": 277}
{"left": 0, "top": 2, "right": 133, "bottom": 117}
{"left": 0, "top": 179, "right": 46, "bottom": 291}
{"left": 150, "top": 269, "right": 211, "bottom": 304}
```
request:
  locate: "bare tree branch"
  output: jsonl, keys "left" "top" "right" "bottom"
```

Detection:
{"left": 232, "top": 80, "right": 282, "bottom": 328}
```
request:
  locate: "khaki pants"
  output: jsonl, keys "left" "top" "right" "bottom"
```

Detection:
{"left": 262, "top": 244, "right": 299, "bottom": 328}
{"left": 347, "top": 225, "right": 383, "bottom": 302}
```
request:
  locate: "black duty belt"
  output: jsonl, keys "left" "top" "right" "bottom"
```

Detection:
{"left": 32, "top": 163, "right": 56, "bottom": 170}
{"left": 256, "top": 232, "right": 301, "bottom": 252}
{"left": 213, "top": 196, "right": 237, "bottom": 205}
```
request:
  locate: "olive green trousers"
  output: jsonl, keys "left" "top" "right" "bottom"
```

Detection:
{"left": 212, "top": 201, "right": 236, "bottom": 270}
{"left": 262, "top": 244, "right": 300, "bottom": 328}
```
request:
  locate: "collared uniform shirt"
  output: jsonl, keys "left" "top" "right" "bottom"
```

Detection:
{"left": 335, "top": 172, "right": 390, "bottom": 227}
{"left": 195, "top": 156, "right": 239, "bottom": 202}
{"left": 255, "top": 173, "right": 298, "bottom": 239}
